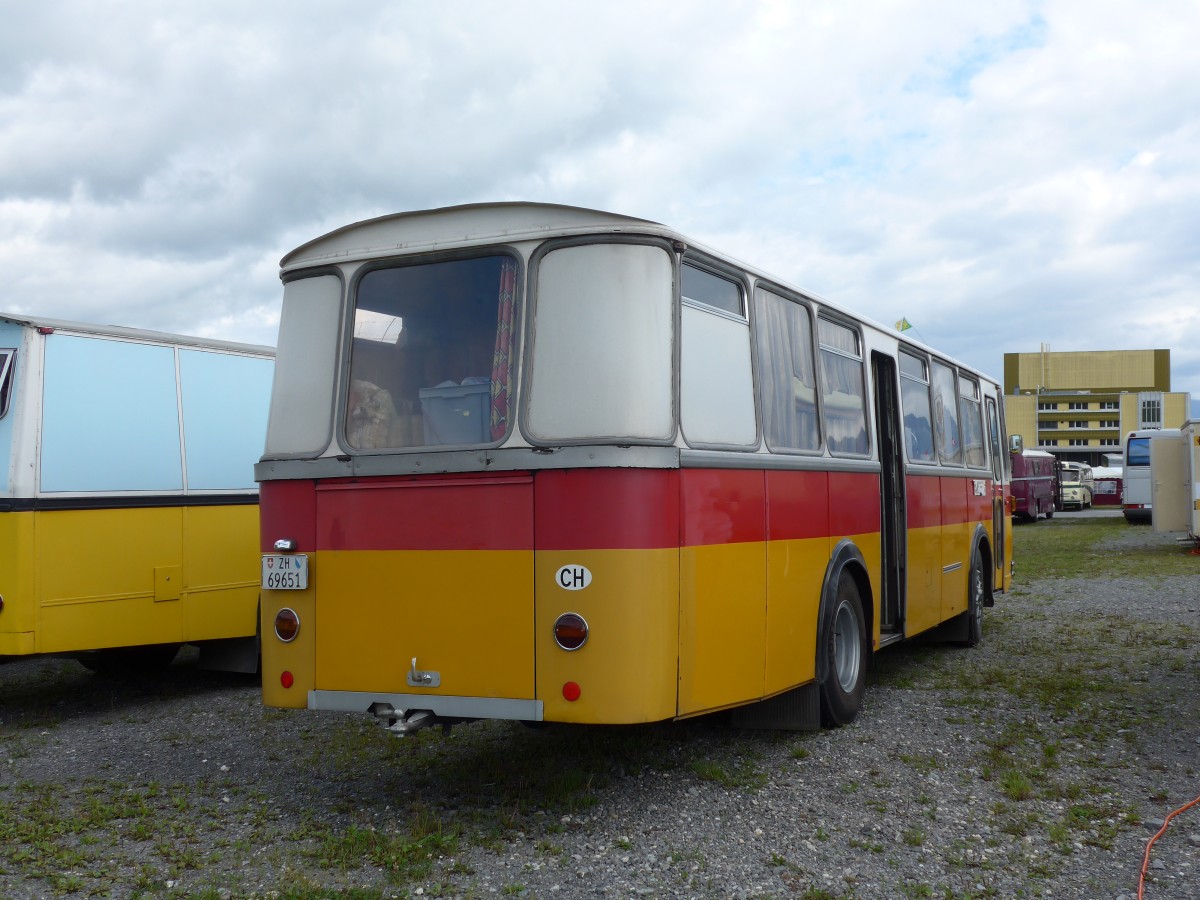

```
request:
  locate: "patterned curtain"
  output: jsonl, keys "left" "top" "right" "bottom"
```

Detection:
{"left": 489, "top": 259, "right": 518, "bottom": 440}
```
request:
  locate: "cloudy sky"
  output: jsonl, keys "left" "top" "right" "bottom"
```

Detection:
{"left": 3, "top": 1, "right": 1198, "bottom": 412}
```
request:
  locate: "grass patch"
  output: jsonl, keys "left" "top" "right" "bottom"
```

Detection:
{"left": 1013, "top": 517, "right": 1197, "bottom": 578}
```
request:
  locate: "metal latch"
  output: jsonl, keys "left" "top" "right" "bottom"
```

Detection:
{"left": 407, "top": 657, "right": 440, "bottom": 688}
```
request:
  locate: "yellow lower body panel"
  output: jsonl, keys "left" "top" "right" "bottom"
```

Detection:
{"left": 536, "top": 548, "right": 679, "bottom": 724}
{"left": 0, "top": 505, "right": 259, "bottom": 656}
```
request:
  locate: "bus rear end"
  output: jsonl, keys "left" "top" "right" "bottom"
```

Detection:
{"left": 257, "top": 221, "right": 685, "bottom": 730}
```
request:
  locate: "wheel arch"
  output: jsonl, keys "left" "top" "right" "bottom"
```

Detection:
{"left": 815, "top": 539, "right": 874, "bottom": 684}
{"left": 971, "top": 523, "right": 995, "bottom": 608}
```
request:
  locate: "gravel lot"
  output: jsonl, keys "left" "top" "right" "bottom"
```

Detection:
{"left": 2, "top": 522, "right": 1198, "bottom": 899}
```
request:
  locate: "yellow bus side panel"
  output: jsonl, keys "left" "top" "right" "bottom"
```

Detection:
{"left": 763, "top": 536, "right": 829, "bottom": 694}
{"left": 905, "top": 523, "right": 942, "bottom": 636}
{"left": 34, "top": 508, "right": 186, "bottom": 654}
{"left": 181, "top": 505, "right": 261, "bottom": 641}
{"left": 0, "top": 505, "right": 260, "bottom": 657}
{"left": 0, "top": 512, "right": 36, "bottom": 654}
{"left": 940, "top": 519, "right": 970, "bottom": 621}
{"left": 313, "top": 549, "right": 535, "bottom": 700}
{"left": 536, "top": 548, "right": 679, "bottom": 724}
{"left": 678, "top": 541, "right": 767, "bottom": 717}
{"left": 261, "top": 581, "right": 316, "bottom": 708}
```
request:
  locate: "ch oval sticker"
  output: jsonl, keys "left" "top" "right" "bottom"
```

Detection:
{"left": 555, "top": 565, "right": 592, "bottom": 591}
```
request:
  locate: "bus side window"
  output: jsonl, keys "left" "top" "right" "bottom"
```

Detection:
{"left": 680, "top": 264, "right": 757, "bottom": 448}
{"left": 754, "top": 288, "right": 819, "bottom": 451}
{"left": 930, "top": 360, "right": 962, "bottom": 466}
{"left": 986, "top": 397, "right": 1003, "bottom": 482}
{"left": 818, "top": 317, "right": 868, "bottom": 456}
{"left": 899, "top": 350, "right": 935, "bottom": 462}
{"left": 959, "top": 375, "right": 986, "bottom": 468}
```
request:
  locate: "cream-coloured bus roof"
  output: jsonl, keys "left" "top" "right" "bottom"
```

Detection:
{"left": 280, "top": 202, "right": 671, "bottom": 271}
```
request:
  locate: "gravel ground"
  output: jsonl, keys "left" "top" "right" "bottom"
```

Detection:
{"left": 2, "top": 524, "right": 1198, "bottom": 899}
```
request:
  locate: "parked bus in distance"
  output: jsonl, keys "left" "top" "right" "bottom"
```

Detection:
{"left": 1009, "top": 448, "right": 1060, "bottom": 521}
{"left": 1091, "top": 466, "right": 1123, "bottom": 507}
{"left": 1123, "top": 428, "right": 1181, "bottom": 524}
{"left": 257, "top": 202, "right": 1013, "bottom": 735}
{"left": 0, "top": 315, "right": 273, "bottom": 674}
{"left": 1059, "top": 461, "right": 1095, "bottom": 510}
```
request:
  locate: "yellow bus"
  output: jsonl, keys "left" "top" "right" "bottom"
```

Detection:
{"left": 258, "top": 203, "right": 1012, "bottom": 733}
{"left": 0, "top": 315, "right": 273, "bottom": 674}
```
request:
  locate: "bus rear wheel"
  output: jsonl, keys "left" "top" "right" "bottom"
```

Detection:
{"left": 819, "top": 575, "right": 867, "bottom": 727}
{"left": 957, "top": 550, "right": 985, "bottom": 648}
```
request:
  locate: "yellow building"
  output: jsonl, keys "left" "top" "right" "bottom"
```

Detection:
{"left": 1002, "top": 348, "right": 1191, "bottom": 465}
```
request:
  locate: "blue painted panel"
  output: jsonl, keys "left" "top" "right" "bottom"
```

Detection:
{"left": 179, "top": 350, "right": 272, "bottom": 490}
{"left": 41, "top": 336, "right": 184, "bottom": 492}
{"left": 0, "top": 321, "right": 24, "bottom": 494}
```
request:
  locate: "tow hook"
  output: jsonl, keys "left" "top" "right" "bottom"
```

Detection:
{"left": 368, "top": 703, "right": 439, "bottom": 737}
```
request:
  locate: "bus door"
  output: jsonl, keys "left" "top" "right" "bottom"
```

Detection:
{"left": 985, "top": 397, "right": 1008, "bottom": 594}
{"left": 871, "top": 352, "right": 906, "bottom": 637}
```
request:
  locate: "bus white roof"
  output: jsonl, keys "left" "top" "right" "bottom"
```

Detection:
{"left": 281, "top": 202, "right": 664, "bottom": 270}
{"left": 0, "top": 313, "right": 274, "bottom": 356}
{"left": 280, "top": 201, "right": 996, "bottom": 383}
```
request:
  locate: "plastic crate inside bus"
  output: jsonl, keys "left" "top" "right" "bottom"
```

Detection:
{"left": 419, "top": 381, "right": 491, "bottom": 445}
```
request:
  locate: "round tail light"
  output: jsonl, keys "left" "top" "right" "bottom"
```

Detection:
{"left": 553, "top": 612, "right": 588, "bottom": 650}
{"left": 274, "top": 608, "right": 300, "bottom": 642}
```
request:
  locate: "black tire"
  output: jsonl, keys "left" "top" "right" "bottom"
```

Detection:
{"left": 819, "top": 574, "right": 867, "bottom": 727}
{"left": 77, "top": 643, "right": 181, "bottom": 677}
{"left": 1044, "top": 507, "right": 1054, "bottom": 519}
{"left": 958, "top": 550, "right": 985, "bottom": 648}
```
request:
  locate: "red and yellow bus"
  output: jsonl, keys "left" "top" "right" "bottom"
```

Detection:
{"left": 257, "top": 203, "right": 1012, "bottom": 733}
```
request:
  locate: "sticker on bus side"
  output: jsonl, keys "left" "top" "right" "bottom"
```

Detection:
{"left": 555, "top": 565, "right": 592, "bottom": 590}
{"left": 262, "top": 554, "right": 309, "bottom": 590}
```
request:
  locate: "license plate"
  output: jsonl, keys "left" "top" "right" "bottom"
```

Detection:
{"left": 262, "top": 554, "right": 309, "bottom": 590}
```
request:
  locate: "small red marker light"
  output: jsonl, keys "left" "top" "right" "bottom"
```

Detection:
{"left": 281, "top": 671, "right": 294, "bottom": 689}
{"left": 563, "top": 681, "right": 581, "bottom": 701}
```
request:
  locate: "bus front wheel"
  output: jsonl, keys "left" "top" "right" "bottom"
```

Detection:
{"left": 819, "top": 575, "right": 867, "bottom": 727}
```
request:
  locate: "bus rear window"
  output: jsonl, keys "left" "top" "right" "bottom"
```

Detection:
{"left": 345, "top": 254, "right": 517, "bottom": 450}
{"left": 1126, "top": 437, "right": 1151, "bottom": 467}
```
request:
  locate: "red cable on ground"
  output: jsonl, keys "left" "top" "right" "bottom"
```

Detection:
{"left": 1138, "top": 791, "right": 1200, "bottom": 898}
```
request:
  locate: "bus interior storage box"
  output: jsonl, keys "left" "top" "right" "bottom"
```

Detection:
{"left": 419, "top": 381, "right": 490, "bottom": 444}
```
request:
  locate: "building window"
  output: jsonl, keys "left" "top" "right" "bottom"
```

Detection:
{"left": 1141, "top": 397, "right": 1162, "bottom": 428}
{"left": 1068, "top": 439, "right": 1089, "bottom": 446}
{"left": 1069, "top": 420, "right": 1088, "bottom": 429}
{"left": 1068, "top": 401, "right": 1089, "bottom": 410}
{"left": 1038, "top": 402, "right": 1056, "bottom": 411}
{"left": 1099, "top": 401, "right": 1118, "bottom": 410}
{"left": 1100, "top": 419, "right": 1119, "bottom": 428}
{"left": 1100, "top": 438, "right": 1119, "bottom": 446}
